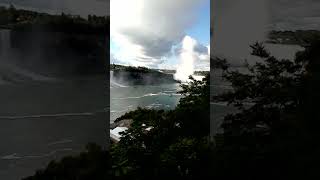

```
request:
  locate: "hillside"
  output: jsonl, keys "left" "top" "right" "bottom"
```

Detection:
{"left": 267, "top": 30, "right": 320, "bottom": 46}
{"left": 110, "top": 64, "right": 178, "bottom": 85}
{"left": 0, "top": 5, "right": 109, "bottom": 77}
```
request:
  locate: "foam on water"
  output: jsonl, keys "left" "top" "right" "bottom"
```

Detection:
{"left": 0, "top": 112, "right": 96, "bottom": 120}
{"left": 111, "top": 92, "right": 181, "bottom": 100}
{"left": 1, "top": 149, "right": 73, "bottom": 160}
{"left": 47, "top": 139, "right": 73, "bottom": 146}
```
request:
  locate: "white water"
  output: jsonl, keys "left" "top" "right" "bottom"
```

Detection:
{"left": 0, "top": 29, "right": 107, "bottom": 180}
{"left": 0, "top": 30, "right": 55, "bottom": 84}
{"left": 110, "top": 71, "right": 128, "bottom": 88}
{"left": 1, "top": 148, "right": 73, "bottom": 160}
{"left": 0, "top": 29, "right": 10, "bottom": 58}
{"left": 174, "top": 36, "right": 197, "bottom": 82}
{"left": 110, "top": 79, "right": 181, "bottom": 122}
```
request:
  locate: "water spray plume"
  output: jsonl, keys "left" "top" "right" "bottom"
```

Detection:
{"left": 174, "top": 36, "right": 197, "bottom": 82}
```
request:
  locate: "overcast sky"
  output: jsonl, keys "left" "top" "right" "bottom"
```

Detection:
{"left": 212, "top": 0, "right": 320, "bottom": 65}
{"left": 270, "top": 0, "right": 320, "bottom": 30}
{"left": 2, "top": 0, "right": 319, "bottom": 69}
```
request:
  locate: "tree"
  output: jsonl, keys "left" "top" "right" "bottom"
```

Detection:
{"left": 211, "top": 41, "right": 320, "bottom": 179}
{"left": 24, "top": 73, "right": 211, "bottom": 180}
{"left": 22, "top": 143, "right": 111, "bottom": 180}
{"left": 24, "top": 40, "right": 320, "bottom": 180}
{"left": 110, "top": 74, "right": 211, "bottom": 179}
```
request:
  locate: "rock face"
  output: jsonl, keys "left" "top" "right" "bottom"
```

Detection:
{"left": 110, "top": 119, "right": 132, "bottom": 144}
{"left": 110, "top": 119, "right": 133, "bottom": 129}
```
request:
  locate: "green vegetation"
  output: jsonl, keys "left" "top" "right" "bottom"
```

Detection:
{"left": 110, "top": 64, "right": 209, "bottom": 85}
{"left": 0, "top": 5, "right": 108, "bottom": 34}
{"left": 193, "top": 70, "right": 209, "bottom": 76}
{"left": 25, "top": 71, "right": 210, "bottom": 179}
{"left": 210, "top": 41, "right": 320, "bottom": 179}
{"left": 22, "top": 143, "right": 111, "bottom": 180}
{"left": 111, "top": 64, "right": 178, "bottom": 85}
{"left": 25, "top": 39, "right": 320, "bottom": 179}
{"left": 111, "top": 64, "right": 209, "bottom": 75}
{"left": 110, "top": 64, "right": 154, "bottom": 73}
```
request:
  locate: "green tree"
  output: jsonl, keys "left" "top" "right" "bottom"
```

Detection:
{"left": 211, "top": 41, "right": 320, "bottom": 179}
{"left": 110, "top": 74, "right": 211, "bottom": 179}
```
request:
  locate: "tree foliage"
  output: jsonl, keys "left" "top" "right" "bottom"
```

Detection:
{"left": 25, "top": 40, "right": 320, "bottom": 179}
{"left": 110, "top": 74, "right": 211, "bottom": 180}
{"left": 22, "top": 143, "right": 111, "bottom": 180}
{"left": 211, "top": 41, "right": 320, "bottom": 179}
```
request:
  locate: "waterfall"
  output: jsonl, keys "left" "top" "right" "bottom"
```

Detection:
{"left": 0, "top": 29, "right": 55, "bottom": 83}
{"left": 0, "top": 29, "right": 11, "bottom": 59}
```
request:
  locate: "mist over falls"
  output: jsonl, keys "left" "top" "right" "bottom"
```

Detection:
{"left": 0, "top": 28, "right": 108, "bottom": 84}
{"left": 0, "top": 29, "right": 55, "bottom": 84}
{"left": 0, "top": 29, "right": 10, "bottom": 57}
{"left": 0, "top": 29, "right": 108, "bottom": 180}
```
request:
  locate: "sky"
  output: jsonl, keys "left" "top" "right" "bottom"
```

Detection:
{"left": 270, "top": 0, "right": 320, "bottom": 30}
{"left": 1, "top": 0, "right": 319, "bottom": 69}
{"left": 212, "top": 0, "right": 320, "bottom": 66}
{"left": 110, "top": 0, "right": 210, "bottom": 71}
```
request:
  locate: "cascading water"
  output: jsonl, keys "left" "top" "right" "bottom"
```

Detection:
{"left": 0, "top": 29, "right": 54, "bottom": 83}
{"left": 0, "top": 29, "right": 11, "bottom": 59}
{"left": 110, "top": 71, "right": 127, "bottom": 88}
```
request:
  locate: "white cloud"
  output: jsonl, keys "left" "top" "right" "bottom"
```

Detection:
{"left": 110, "top": 0, "right": 208, "bottom": 69}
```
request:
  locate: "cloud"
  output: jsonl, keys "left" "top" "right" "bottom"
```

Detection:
{"left": 111, "top": 0, "right": 207, "bottom": 68}
{"left": 270, "top": 0, "right": 320, "bottom": 30}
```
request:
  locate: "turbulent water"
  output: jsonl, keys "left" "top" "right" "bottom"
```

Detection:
{"left": 110, "top": 73, "right": 182, "bottom": 123}
{"left": 0, "top": 30, "right": 107, "bottom": 180}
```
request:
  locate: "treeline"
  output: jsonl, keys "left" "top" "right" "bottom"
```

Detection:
{"left": 111, "top": 64, "right": 209, "bottom": 75}
{"left": 110, "top": 64, "right": 153, "bottom": 73}
{"left": 267, "top": 30, "right": 320, "bottom": 45}
{"left": 194, "top": 70, "right": 209, "bottom": 76}
{"left": 111, "top": 64, "right": 177, "bottom": 85}
{"left": 0, "top": 4, "right": 108, "bottom": 34}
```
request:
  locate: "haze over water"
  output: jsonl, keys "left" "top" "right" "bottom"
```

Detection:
{"left": 0, "top": 30, "right": 107, "bottom": 180}
{"left": 110, "top": 71, "right": 182, "bottom": 123}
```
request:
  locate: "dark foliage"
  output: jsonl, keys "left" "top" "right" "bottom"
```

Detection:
{"left": 25, "top": 40, "right": 320, "bottom": 180}
{"left": 22, "top": 143, "right": 111, "bottom": 180}
{"left": 211, "top": 41, "right": 320, "bottom": 179}
{"left": 0, "top": 5, "right": 108, "bottom": 34}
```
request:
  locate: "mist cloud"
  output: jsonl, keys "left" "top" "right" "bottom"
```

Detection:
{"left": 111, "top": 0, "right": 208, "bottom": 69}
